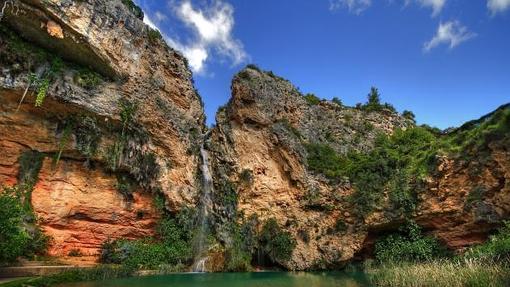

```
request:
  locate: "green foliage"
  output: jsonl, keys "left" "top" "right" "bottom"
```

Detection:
{"left": 466, "top": 221, "right": 510, "bottom": 261}
{"left": 122, "top": 0, "right": 144, "bottom": 20}
{"left": 375, "top": 222, "right": 446, "bottom": 263}
{"left": 361, "top": 87, "right": 396, "bottom": 113}
{"left": 402, "top": 110, "right": 416, "bottom": 122}
{"left": 147, "top": 28, "right": 163, "bottom": 43}
{"left": 348, "top": 127, "right": 439, "bottom": 216}
{"left": 100, "top": 209, "right": 194, "bottom": 269}
{"left": 216, "top": 179, "right": 238, "bottom": 212}
{"left": 0, "top": 265, "right": 135, "bottom": 287}
{"left": 225, "top": 223, "right": 253, "bottom": 272}
{"left": 74, "top": 68, "right": 102, "bottom": 89}
{"left": 445, "top": 105, "right": 510, "bottom": 154}
{"left": 34, "top": 57, "right": 64, "bottom": 107}
{"left": 119, "top": 99, "right": 138, "bottom": 133}
{"left": 332, "top": 97, "right": 343, "bottom": 106}
{"left": 305, "top": 128, "right": 439, "bottom": 217}
{"left": 18, "top": 150, "right": 45, "bottom": 190}
{"left": 304, "top": 93, "right": 321, "bottom": 105}
{"left": 0, "top": 192, "right": 30, "bottom": 265}
{"left": 35, "top": 78, "right": 50, "bottom": 107}
{"left": 305, "top": 143, "right": 346, "bottom": 179}
{"left": 259, "top": 218, "right": 296, "bottom": 264}
{"left": 367, "top": 260, "right": 510, "bottom": 287}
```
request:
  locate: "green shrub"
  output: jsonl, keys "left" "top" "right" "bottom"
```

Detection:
{"left": 99, "top": 209, "right": 194, "bottom": 269}
{"left": 305, "top": 143, "right": 346, "bottom": 179}
{"left": 259, "top": 218, "right": 296, "bottom": 264}
{"left": 122, "top": 0, "right": 144, "bottom": 20}
{"left": 402, "top": 110, "right": 416, "bottom": 122}
{"left": 74, "top": 68, "right": 101, "bottom": 89}
{"left": 0, "top": 193, "right": 30, "bottom": 265}
{"left": 347, "top": 127, "right": 439, "bottom": 216}
{"left": 466, "top": 221, "right": 510, "bottom": 261}
{"left": 225, "top": 214, "right": 259, "bottom": 271}
{"left": 332, "top": 97, "right": 343, "bottom": 106}
{"left": 361, "top": 87, "right": 396, "bottom": 113}
{"left": 304, "top": 93, "right": 321, "bottom": 105}
{"left": 147, "top": 28, "right": 163, "bottom": 44}
{"left": 374, "top": 222, "right": 445, "bottom": 263}
{"left": 225, "top": 228, "right": 252, "bottom": 272}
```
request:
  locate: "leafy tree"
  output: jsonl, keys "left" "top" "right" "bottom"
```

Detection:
{"left": 402, "top": 110, "right": 416, "bottom": 122}
{"left": 332, "top": 97, "right": 343, "bottom": 106}
{"left": 367, "top": 87, "right": 381, "bottom": 107}
{"left": 0, "top": 193, "right": 30, "bottom": 265}
{"left": 304, "top": 93, "right": 321, "bottom": 105}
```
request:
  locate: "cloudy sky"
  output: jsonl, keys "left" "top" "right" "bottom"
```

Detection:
{"left": 135, "top": 0, "right": 510, "bottom": 128}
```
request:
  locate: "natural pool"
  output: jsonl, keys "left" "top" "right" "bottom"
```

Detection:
{"left": 58, "top": 271, "right": 371, "bottom": 287}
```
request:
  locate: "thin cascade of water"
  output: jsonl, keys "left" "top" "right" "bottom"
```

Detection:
{"left": 191, "top": 132, "right": 214, "bottom": 272}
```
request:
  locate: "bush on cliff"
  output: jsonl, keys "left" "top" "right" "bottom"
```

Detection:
{"left": 304, "top": 93, "right": 321, "bottom": 105}
{"left": 100, "top": 209, "right": 193, "bottom": 269}
{"left": 465, "top": 221, "right": 510, "bottom": 261}
{"left": 0, "top": 192, "right": 30, "bottom": 265}
{"left": 360, "top": 87, "right": 396, "bottom": 113}
{"left": 259, "top": 218, "right": 296, "bottom": 264}
{"left": 305, "top": 126, "right": 439, "bottom": 216}
{"left": 374, "top": 222, "right": 446, "bottom": 263}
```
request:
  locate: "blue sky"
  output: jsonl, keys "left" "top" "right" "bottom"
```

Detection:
{"left": 135, "top": 0, "right": 510, "bottom": 128}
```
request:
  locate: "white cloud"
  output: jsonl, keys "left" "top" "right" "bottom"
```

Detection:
{"left": 329, "top": 0, "right": 372, "bottom": 15}
{"left": 487, "top": 0, "right": 510, "bottom": 15}
{"left": 167, "top": 0, "right": 248, "bottom": 73}
{"left": 404, "top": 0, "right": 446, "bottom": 16}
{"left": 417, "top": 0, "right": 446, "bottom": 16}
{"left": 140, "top": 1, "right": 247, "bottom": 74}
{"left": 423, "top": 20, "right": 476, "bottom": 52}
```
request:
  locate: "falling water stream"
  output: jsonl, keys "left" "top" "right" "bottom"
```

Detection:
{"left": 192, "top": 132, "right": 214, "bottom": 272}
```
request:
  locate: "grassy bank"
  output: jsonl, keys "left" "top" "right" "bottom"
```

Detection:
{"left": 0, "top": 265, "right": 134, "bottom": 287}
{"left": 367, "top": 259, "right": 510, "bottom": 287}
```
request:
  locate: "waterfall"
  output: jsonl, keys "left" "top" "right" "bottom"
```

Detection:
{"left": 192, "top": 133, "right": 214, "bottom": 272}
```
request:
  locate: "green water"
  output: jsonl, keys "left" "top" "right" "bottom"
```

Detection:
{"left": 59, "top": 272, "right": 371, "bottom": 287}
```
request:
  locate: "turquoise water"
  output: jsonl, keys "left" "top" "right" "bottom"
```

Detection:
{"left": 59, "top": 272, "right": 371, "bottom": 287}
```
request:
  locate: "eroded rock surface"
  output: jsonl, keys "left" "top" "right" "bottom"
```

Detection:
{"left": 1, "top": 0, "right": 204, "bottom": 260}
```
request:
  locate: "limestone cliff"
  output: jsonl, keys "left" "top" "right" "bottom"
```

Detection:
{"left": 1, "top": 0, "right": 509, "bottom": 272}
{"left": 0, "top": 0, "right": 204, "bottom": 259}
{"left": 209, "top": 66, "right": 510, "bottom": 270}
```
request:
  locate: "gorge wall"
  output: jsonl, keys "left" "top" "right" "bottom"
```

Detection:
{"left": 1, "top": 0, "right": 509, "bottom": 271}
{"left": 0, "top": 0, "right": 204, "bottom": 259}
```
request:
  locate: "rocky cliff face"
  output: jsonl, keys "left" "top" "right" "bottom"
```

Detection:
{"left": 0, "top": 0, "right": 204, "bottom": 259}
{"left": 1, "top": 0, "right": 509, "bottom": 271}
{"left": 209, "top": 66, "right": 510, "bottom": 270}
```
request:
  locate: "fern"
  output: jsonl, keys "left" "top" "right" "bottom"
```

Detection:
{"left": 35, "top": 78, "right": 49, "bottom": 107}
